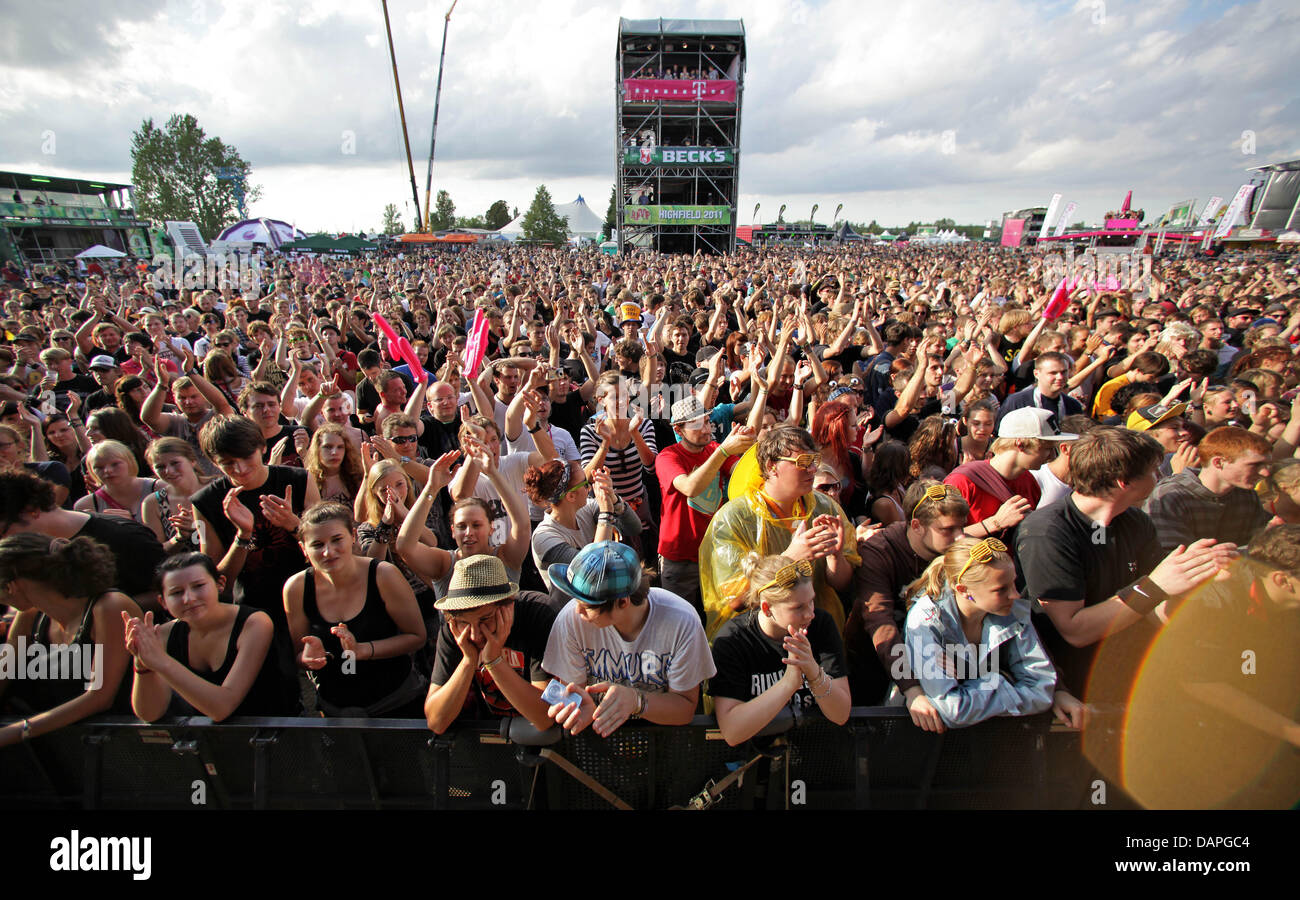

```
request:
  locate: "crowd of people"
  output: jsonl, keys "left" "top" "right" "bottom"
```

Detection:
{"left": 1, "top": 240, "right": 1297, "bottom": 805}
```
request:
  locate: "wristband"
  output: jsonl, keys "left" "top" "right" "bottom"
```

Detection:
{"left": 1118, "top": 576, "right": 1167, "bottom": 615}
{"left": 133, "top": 661, "right": 152, "bottom": 674}
{"left": 481, "top": 654, "right": 505, "bottom": 671}
{"left": 233, "top": 535, "right": 254, "bottom": 549}
{"left": 21, "top": 718, "right": 32, "bottom": 740}
{"left": 527, "top": 423, "right": 543, "bottom": 434}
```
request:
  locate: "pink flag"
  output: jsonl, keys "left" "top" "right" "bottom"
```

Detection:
{"left": 463, "top": 310, "right": 490, "bottom": 379}
{"left": 1120, "top": 190, "right": 1132, "bottom": 214}
{"left": 396, "top": 336, "right": 426, "bottom": 383}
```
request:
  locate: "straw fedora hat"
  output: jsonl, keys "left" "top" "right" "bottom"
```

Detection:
{"left": 434, "top": 554, "right": 519, "bottom": 611}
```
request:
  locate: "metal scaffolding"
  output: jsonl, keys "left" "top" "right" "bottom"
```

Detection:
{"left": 616, "top": 18, "right": 745, "bottom": 255}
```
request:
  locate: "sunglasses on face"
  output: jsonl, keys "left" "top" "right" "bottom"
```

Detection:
{"left": 390, "top": 435, "right": 418, "bottom": 445}
{"left": 777, "top": 452, "right": 822, "bottom": 470}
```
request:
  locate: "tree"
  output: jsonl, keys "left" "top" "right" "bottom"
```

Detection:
{"left": 485, "top": 200, "right": 512, "bottom": 231}
{"left": 381, "top": 203, "right": 405, "bottom": 234}
{"left": 602, "top": 184, "right": 617, "bottom": 242}
{"left": 429, "top": 190, "right": 456, "bottom": 231}
{"left": 934, "top": 217, "right": 956, "bottom": 228}
{"left": 520, "top": 185, "right": 570, "bottom": 246}
{"left": 455, "top": 215, "right": 487, "bottom": 229}
{"left": 130, "top": 114, "right": 262, "bottom": 241}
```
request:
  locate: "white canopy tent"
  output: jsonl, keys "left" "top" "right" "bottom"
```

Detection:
{"left": 75, "top": 244, "right": 127, "bottom": 258}
{"left": 498, "top": 195, "right": 605, "bottom": 241}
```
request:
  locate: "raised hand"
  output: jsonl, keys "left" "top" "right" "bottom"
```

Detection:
{"left": 121, "top": 610, "right": 166, "bottom": 671}
{"left": 259, "top": 485, "right": 299, "bottom": 531}
{"left": 222, "top": 487, "right": 255, "bottom": 539}
{"left": 425, "top": 449, "right": 462, "bottom": 494}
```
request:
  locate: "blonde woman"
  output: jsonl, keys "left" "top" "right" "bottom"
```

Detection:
{"left": 142, "top": 437, "right": 212, "bottom": 553}
{"left": 304, "top": 423, "right": 365, "bottom": 506}
{"left": 74, "top": 440, "right": 160, "bottom": 524}
{"left": 899, "top": 536, "right": 1082, "bottom": 731}
{"left": 708, "top": 553, "right": 850, "bottom": 746}
{"left": 357, "top": 458, "right": 441, "bottom": 624}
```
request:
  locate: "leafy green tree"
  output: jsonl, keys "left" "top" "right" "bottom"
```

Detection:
{"left": 934, "top": 217, "right": 957, "bottom": 228}
{"left": 430, "top": 190, "right": 456, "bottom": 231}
{"left": 521, "top": 185, "right": 570, "bottom": 245}
{"left": 602, "top": 184, "right": 617, "bottom": 241}
{"left": 485, "top": 200, "right": 512, "bottom": 231}
{"left": 381, "top": 203, "right": 405, "bottom": 234}
{"left": 130, "top": 114, "right": 262, "bottom": 241}
{"left": 455, "top": 215, "right": 487, "bottom": 229}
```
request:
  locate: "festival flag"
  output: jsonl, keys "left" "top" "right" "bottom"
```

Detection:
{"left": 1197, "top": 196, "right": 1224, "bottom": 226}
{"left": 1039, "top": 194, "right": 1063, "bottom": 239}
{"left": 1120, "top": 190, "right": 1132, "bottom": 213}
{"left": 1213, "top": 184, "right": 1256, "bottom": 239}
{"left": 1053, "top": 201, "right": 1077, "bottom": 237}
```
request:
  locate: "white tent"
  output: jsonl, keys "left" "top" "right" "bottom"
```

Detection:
{"left": 498, "top": 195, "right": 605, "bottom": 241}
{"left": 75, "top": 244, "right": 127, "bottom": 258}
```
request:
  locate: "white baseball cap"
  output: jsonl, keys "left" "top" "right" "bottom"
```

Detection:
{"left": 998, "top": 407, "right": 1077, "bottom": 441}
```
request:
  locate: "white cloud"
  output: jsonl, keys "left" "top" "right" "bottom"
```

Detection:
{"left": 0, "top": 0, "right": 1296, "bottom": 234}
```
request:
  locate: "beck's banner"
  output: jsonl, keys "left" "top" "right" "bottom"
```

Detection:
{"left": 624, "top": 205, "right": 732, "bottom": 225}
{"left": 624, "top": 147, "right": 734, "bottom": 165}
{"left": 624, "top": 78, "right": 737, "bottom": 102}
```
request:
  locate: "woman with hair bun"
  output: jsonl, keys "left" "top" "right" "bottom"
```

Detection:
{"left": 0, "top": 534, "right": 140, "bottom": 747}
{"left": 123, "top": 552, "right": 293, "bottom": 720}
{"left": 708, "top": 552, "right": 850, "bottom": 746}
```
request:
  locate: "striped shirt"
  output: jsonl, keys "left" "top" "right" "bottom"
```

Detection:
{"left": 580, "top": 418, "right": 657, "bottom": 503}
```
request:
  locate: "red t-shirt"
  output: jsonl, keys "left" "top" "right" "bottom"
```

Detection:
{"left": 655, "top": 441, "right": 737, "bottom": 561}
{"left": 943, "top": 466, "right": 1041, "bottom": 526}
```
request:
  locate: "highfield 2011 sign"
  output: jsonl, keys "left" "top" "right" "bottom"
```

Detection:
{"left": 623, "top": 147, "right": 734, "bottom": 165}
{"left": 624, "top": 205, "right": 732, "bottom": 225}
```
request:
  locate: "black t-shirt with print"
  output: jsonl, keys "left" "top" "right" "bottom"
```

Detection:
{"left": 709, "top": 607, "right": 846, "bottom": 714}
{"left": 430, "top": 594, "right": 556, "bottom": 721}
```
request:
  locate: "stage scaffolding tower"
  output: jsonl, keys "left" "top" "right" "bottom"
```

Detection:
{"left": 616, "top": 18, "right": 745, "bottom": 255}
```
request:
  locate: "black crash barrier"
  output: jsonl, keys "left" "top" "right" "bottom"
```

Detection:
{"left": 0, "top": 707, "right": 1107, "bottom": 810}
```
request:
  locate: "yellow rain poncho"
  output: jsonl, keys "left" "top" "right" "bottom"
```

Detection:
{"left": 699, "top": 486, "right": 860, "bottom": 641}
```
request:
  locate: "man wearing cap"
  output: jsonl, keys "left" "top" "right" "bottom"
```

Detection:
{"left": 1143, "top": 425, "right": 1270, "bottom": 555}
{"left": 655, "top": 396, "right": 757, "bottom": 618}
{"left": 945, "top": 407, "right": 1073, "bottom": 538}
{"left": 1127, "top": 401, "right": 1195, "bottom": 478}
{"left": 424, "top": 554, "right": 558, "bottom": 735}
{"left": 544, "top": 541, "right": 715, "bottom": 738}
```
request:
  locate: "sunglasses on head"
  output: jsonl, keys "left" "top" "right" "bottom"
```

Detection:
{"left": 956, "top": 537, "right": 1008, "bottom": 584}
{"left": 828, "top": 377, "right": 862, "bottom": 390}
{"left": 756, "top": 559, "right": 814, "bottom": 595}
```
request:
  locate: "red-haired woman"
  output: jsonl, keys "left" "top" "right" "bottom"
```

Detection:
{"left": 811, "top": 401, "right": 868, "bottom": 521}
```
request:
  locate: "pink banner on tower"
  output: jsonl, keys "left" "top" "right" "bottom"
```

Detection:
{"left": 624, "top": 78, "right": 737, "bottom": 102}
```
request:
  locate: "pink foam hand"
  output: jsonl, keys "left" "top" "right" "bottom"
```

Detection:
{"left": 397, "top": 336, "right": 426, "bottom": 383}
{"left": 372, "top": 313, "right": 400, "bottom": 345}
{"left": 1042, "top": 278, "right": 1070, "bottom": 321}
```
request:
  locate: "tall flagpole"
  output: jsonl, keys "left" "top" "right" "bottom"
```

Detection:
{"left": 424, "top": 0, "right": 458, "bottom": 232}
{"left": 382, "top": 0, "right": 423, "bottom": 231}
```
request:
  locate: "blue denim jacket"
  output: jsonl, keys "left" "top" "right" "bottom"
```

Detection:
{"left": 902, "top": 585, "right": 1056, "bottom": 728}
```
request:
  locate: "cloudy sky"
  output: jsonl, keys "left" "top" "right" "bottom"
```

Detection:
{"left": 2, "top": 0, "right": 1297, "bottom": 235}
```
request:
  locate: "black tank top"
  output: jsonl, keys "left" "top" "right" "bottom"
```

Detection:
{"left": 4, "top": 594, "right": 132, "bottom": 716}
{"left": 301, "top": 558, "right": 413, "bottom": 709}
{"left": 164, "top": 605, "right": 296, "bottom": 717}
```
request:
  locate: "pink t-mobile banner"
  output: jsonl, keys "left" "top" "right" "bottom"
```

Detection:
{"left": 624, "top": 78, "right": 737, "bottom": 102}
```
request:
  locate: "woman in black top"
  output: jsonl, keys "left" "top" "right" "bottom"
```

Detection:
{"left": 283, "top": 502, "right": 427, "bottom": 717}
{"left": 0, "top": 534, "right": 139, "bottom": 747}
{"left": 123, "top": 553, "right": 293, "bottom": 720}
{"left": 708, "top": 552, "right": 850, "bottom": 746}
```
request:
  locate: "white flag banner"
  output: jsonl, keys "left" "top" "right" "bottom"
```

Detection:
{"left": 1039, "top": 193, "right": 1063, "bottom": 239}
{"left": 1053, "top": 201, "right": 1077, "bottom": 236}
{"left": 1197, "top": 196, "right": 1223, "bottom": 226}
{"left": 1213, "top": 185, "right": 1255, "bottom": 239}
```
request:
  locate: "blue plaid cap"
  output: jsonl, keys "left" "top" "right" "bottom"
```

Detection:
{"left": 549, "top": 541, "right": 642, "bottom": 606}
